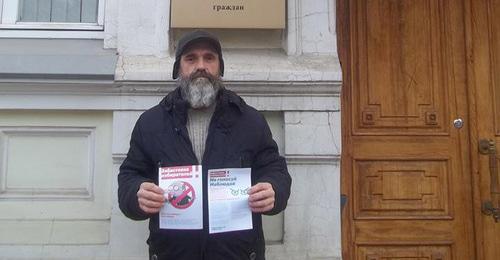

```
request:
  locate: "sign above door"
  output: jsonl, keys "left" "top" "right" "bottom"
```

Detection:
{"left": 170, "top": 0, "right": 285, "bottom": 29}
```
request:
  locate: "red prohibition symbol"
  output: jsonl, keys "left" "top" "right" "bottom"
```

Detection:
{"left": 166, "top": 181, "right": 195, "bottom": 209}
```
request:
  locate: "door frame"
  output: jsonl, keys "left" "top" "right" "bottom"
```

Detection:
{"left": 336, "top": 0, "right": 353, "bottom": 258}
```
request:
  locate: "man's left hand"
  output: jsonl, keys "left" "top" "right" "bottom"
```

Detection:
{"left": 248, "top": 182, "right": 275, "bottom": 213}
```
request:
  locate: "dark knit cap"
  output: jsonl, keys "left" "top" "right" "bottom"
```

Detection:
{"left": 172, "top": 30, "right": 224, "bottom": 79}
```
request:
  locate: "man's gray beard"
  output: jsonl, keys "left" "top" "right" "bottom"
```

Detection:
{"left": 180, "top": 76, "right": 222, "bottom": 109}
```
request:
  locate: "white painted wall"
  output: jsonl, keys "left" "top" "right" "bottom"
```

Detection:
{"left": 0, "top": 111, "right": 113, "bottom": 258}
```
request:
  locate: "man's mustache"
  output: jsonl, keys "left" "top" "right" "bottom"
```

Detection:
{"left": 188, "top": 70, "right": 218, "bottom": 83}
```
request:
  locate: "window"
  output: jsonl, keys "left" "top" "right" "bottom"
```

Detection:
{"left": 0, "top": 0, "right": 104, "bottom": 32}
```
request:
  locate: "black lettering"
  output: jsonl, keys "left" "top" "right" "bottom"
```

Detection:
{"left": 212, "top": 5, "right": 245, "bottom": 12}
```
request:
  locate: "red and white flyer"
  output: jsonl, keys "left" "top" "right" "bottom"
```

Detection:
{"left": 158, "top": 165, "right": 203, "bottom": 230}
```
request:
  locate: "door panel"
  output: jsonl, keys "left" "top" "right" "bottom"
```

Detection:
{"left": 340, "top": 0, "right": 476, "bottom": 259}
{"left": 353, "top": 0, "right": 448, "bottom": 134}
{"left": 357, "top": 245, "right": 452, "bottom": 260}
{"left": 354, "top": 159, "right": 451, "bottom": 219}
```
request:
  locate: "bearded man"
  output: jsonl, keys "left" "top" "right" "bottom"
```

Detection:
{"left": 118, "top": 30, "right": 292, "bottom": 260}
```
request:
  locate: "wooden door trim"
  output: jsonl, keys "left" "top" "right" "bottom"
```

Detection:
{"left": 466, "top": 0, "right": 499, "bottom": 259}
{"left": 464, "top": 0, "right": 482, "bottom": 258}
{"left": 337, "top": 0, "right": 353, "bottom": 258}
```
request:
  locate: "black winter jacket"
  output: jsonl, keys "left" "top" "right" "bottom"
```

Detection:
{"left": 118, "top": 87, "right": 292, "bottom": 260}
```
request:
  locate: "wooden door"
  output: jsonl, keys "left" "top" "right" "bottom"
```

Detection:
{"left": 469, "top": 0, "right": 500, "bottom": 259}
{"left": 338, "top": 0, "right": 476, "bottom": 259}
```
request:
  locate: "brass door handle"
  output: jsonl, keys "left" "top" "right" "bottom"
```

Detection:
{"left": 479, "top": 139, "right": 499, "bottom": 222}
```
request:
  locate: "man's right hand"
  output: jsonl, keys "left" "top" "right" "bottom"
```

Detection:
{"left": 137, "top": 182, "right": 165, "bottom": 214}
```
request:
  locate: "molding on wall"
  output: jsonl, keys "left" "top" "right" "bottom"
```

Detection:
{"left": 286, "top": 154, "right": 340, "bottom": 165}
{"left": 112, "top": 154, "right": 127, "bottom": 164}
{"left": 0, "top": 79, "right": 116, "bottom": 94}
{"left": 0, "top": 80, "right": 340, "bottom": 111}
{"left": 0, "top": 127, "right": 95, "bottom": 200}
{"left": 117, "top": 80, "right": 341, "bottom": 97}
{"left": 0, "top": 80, "right": 340, "bottom": 96}
{"left": 112, "top": 153, "right": 340, "bottom": 166}
{"left": 285, "top": 0, "right": 302, "bottom": 55}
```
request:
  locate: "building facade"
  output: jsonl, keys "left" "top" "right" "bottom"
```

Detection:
{"left": 0, "top": 0, "right": 342, "bottom": 259}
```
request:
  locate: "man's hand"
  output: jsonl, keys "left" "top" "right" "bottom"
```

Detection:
{"left": 137, "top": 182, "right": 165, "bottom": 214}
{"left": 248, "top": 182, "right": 275, "bottom": 213}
